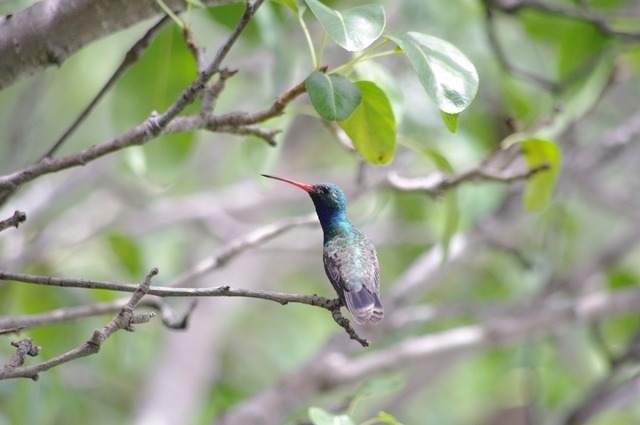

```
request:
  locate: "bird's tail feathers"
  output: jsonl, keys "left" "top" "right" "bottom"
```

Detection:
{"left": 344, "top": 288, "right": 384, "bottom": 325}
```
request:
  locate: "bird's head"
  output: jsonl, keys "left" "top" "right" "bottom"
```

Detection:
{"left": 261, "top": 174, "right": 347, "bottom": 224}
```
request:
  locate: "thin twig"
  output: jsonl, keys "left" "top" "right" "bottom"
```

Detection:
{"left": 0, "top": 297, "right": 194, "bottom": 331}
{"left": 483, "top": 0, "right": 635, "bottom": 92}
{"left": 491, "top": 0, "right": 640, "bottom": 41}
{"left": 0, "top": 0, "right": 266, "bottom": 207}
{"left": 0, "top": 270, "right": 321, "bottom": 301}
{"left": 0, "top": 210, "right": 26, "bottom": 233}
{"left": 169, "top": 214, "right": 317, "bottom": 287}
{"left": 0, "top": 268, "right": 159, "bottom": 381}
{"left": 0, "top": 327, "right": 25, "bottom": 336}
{"left": 386, "top": 162, "right": 550, "bottom": 196}
{"left": 219, "top": 125, "right": 282, "bottom": 146}
{"left": 40, "top": 16, "right": 172, "bottom": 160}
{"left": 483, "top": 3, "right": 558, "bottom": 91}
{"left": 157, "top": 0, "right": 265, "bottom": 129}
{"left": 2, "top": 339, "right": 41, "bottom": 371}
{"left": 200, "top": 68, "right": 238, "bottom": 117}
{"left": 216, "top": 285, "right": 640, "bottom": 425}
{"left": 562, "top": 328, "right": 640, "bottom": 425}
{"left": 331, "top": 308, "right": 370, "bottom": 347}
{"left": 208, "top": 66, "right": 321, "bottom": 127}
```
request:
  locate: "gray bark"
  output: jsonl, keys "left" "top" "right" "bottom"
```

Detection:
{"left": 0, "top": 0, "right": 234, "bottom": 89}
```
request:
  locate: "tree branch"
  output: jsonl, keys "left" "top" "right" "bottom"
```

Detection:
{"left": 40, "top": 15, "right": 173, "bottom": 160}
{"left": 0, "top": 0, "right": 305, "bottom": 209}
{"left": 0, "top": 210, "right": 26, "bottom": 232}
{"left": 217, "top": 286, "right": 640, "bottom": 425}
{"left": 168, "top": 214, "right": 317, "bottom": 287}
{"left": 483, "top": 0, "right": 636, "bottom": 92}
{"left": 385, "top": 159, "right": 549, "bottom": 196}
{"left": 329, "top": 288, "right": 640, "bottom": 384}
{"left": 0, "top": 267, "right": 159, "bottom": 381}
{"left": 0, "top": 297, "right": 194, "bottom": 332}
{"left": 0, "top": 0, "right": 238, "bottom": 89}
{"left": 489, "top": 0, "right": 640, "bottom": 41}
{"left": 0, "top": 268, "right": 371, "bottom": 346}
{"left": 2, "top": 338, "right": 41, "bottom": 371}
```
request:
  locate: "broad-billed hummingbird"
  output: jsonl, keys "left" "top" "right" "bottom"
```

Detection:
{"left": 262, "top": 174, "right": 383, "bottom": 325}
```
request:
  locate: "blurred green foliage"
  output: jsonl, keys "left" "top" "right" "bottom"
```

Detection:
{"left": 1, "top": 0, "right": 640, "bottom": 425}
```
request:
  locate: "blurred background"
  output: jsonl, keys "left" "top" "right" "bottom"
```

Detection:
{"left": 1, "top": 0, "right": 640, "bottom": 424}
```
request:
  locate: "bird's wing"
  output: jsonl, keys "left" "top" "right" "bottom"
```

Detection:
{"left": 323, "top": 233, "right": 383, "bottom": 324}
{"left": 323, "top": 248, "right": 344, "bottom": 300}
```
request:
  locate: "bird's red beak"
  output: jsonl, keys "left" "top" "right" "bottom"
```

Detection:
{"left": 261, "top": 174, "right": 314, "bottom": 193}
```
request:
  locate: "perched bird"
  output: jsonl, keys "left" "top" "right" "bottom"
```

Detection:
{"left": 262, "top": 174, "right": 383, "bottom": 325}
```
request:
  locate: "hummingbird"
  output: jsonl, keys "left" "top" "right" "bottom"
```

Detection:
{"left": 262, "top": 174, "right": 383, "bottom": 325}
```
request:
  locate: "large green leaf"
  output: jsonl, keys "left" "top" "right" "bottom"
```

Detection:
{"left": 306, "top": 71, "right": 362, "bottom": 121}
{"left": 520, "top": 139, "right": 561, "bottom": 211}
{"left": 387, "top": 32, "right": 479, "bottom": 114}
{"left": 338, "top": 81, "right": 396, "bottom": 165}
{"left": 304, "top": 0, "right": 385, "bottom": 51}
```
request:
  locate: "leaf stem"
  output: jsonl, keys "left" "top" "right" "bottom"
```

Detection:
{"left": 298, "top": 11, "right": 318, "bottom": 69}
{"left": 331, "top": 39, "right": 393, "bottom": 75}
{"left": 317, "top": 32, "right": 327, "bottom": 68}
{"left": 155, "top": 0, "right": 184, "bottom": 29}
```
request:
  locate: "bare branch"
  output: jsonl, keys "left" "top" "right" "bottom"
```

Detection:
{"left": 483, "top": 0, "right": 636, "bottom": 92}
{"left": 41, "top": 15, "right": 173, "bottom": 160}
{"left": 0, "top": 0, "right": 278, "bottom": 205}
{"left": 0, "top": 210, "right": 26, "bottom": 233}
{"left": 0, "top": 0, "right": 266, "bottom": 207}
{"left": 169, "top": 214, "right": 317, "bottom": 287}
{"left": 200, "top": 68, "right": 239, "bottom": 117}
{"left": 0, "top": 269, "right": 318, "bottom": 301}
{"left": 0, "top": 297, "right": 194, "bottom": 331}
{"left": 330, "top": 288, "right": 640, "bottom": 384}
{"left": 489, "top": 0, "right": 640, "bottom": 41}
{"left": 482, "top": 4, "right": 558, "bottom": 91}
{"left": 0, "top": 268, "right": 159, "bottom": 381}
{"left": 556, "top": 324, "right": 640, "bottom": 425}
{"left": 209, "top": 67, "right": 317, "bottom": 127}
{"left": 0, "top": 0, "right": 238, "bottom": 89}
{"left": 217, "top": 287, "right": 640, "bottom": 425}
{"left": 385, "top": 161, "right": 549, "bottom": 196}
{"left": 330, "top": 308, "right": 370, "bottom": 347}
{"left": 2, "top": 339, "right": 41, "bottom": 371}
{"left": 157, "top": 0, "right": 266, "bottom": 130}
{"left": 0, "top": 268, "right": 372, "bottom": 346}
{"left": 0, "top": 327, "right": 25, "bottom": 336}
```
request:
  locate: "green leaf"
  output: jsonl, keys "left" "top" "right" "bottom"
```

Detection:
{"left": 387, "top": 32, "right": 479, "bottom": 114}
{"left": 108, "top": 234, "right": 142, "bottom": 277}
{"left": 520, "top": 139, "right": 561, "bottom": 211}
{"left": 304, "top": 0, "right": 385, "bottom": 51}
{"left": 376, "top": 411, "right": 407, "bottom": 425}
{"left": 440, "top": 111, "right": 459, "bottom": 133}
{"left": 270, "top": 0, "right": 298, "bottom": 14}
{"left": 338, "top": 81, "right": 396, "bottom": 165}
{"left": 306, "top": 71, "right": 362, "bottom": 121}
{"left": 308, "top": 407, "right": 356, "bottom": 425}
